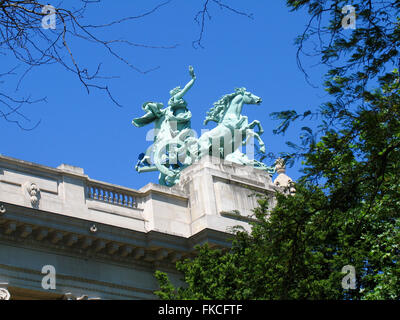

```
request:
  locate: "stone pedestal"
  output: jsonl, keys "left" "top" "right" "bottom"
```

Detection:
{"left": 178, "top": 156, "right": 277, "bottom": 235}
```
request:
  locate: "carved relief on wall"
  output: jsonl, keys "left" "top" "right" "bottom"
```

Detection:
{"left": 24, "top": 182, "right": 41, "bottom": 208}
{"left": 0, "top": 288, "right": 10, "bottom": 300}
{"left": 62, "top": 292, "right": 100, "bottom": 300}
{"left": 0, "top": 203, "right": 5, "bottom": 214}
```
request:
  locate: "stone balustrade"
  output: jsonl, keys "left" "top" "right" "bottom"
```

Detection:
{"left": 86, "top": 180, "right": 139, "bottom": 208}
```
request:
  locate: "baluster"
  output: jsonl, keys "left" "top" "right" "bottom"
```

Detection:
{"left": 112, "top": 191, "right": 117, "bottom": 204}
{"left": 94, "top": 187, "right": 98, "bottom": 200}
{"left": 133, "top": 197, "right": 137, "bottom": 207}
{"left": 86, "top": 186, "right": 91, "bottom": 199}
{"left": 118, "top": 194, "right": 123, "bottom": 205}
{"left": 128, "top": 196, "right": 132, "bottom": 207}
{"left": 109, "top": 191, "right": 114, "bottom": 204}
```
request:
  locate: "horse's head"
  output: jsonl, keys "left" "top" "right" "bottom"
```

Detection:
{"left": 235, "top": 87, "right": 262, "bottom": 105}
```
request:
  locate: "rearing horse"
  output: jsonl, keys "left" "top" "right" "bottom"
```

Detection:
{"left": 196, "top": 87, "right": 265, "bottom": 160}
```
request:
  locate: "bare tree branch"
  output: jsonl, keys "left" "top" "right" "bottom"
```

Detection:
{"left": 0, "top": 0, "right": 254, "bottom": 129}
{"left": 0, "top": 0, "right": 177, "bottom": 128}
{"left": 193, "top": 0, "right": 253, "bottom": 49}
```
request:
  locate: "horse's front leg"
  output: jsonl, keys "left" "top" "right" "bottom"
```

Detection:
{"left": 254, "top": 133, "right": 265, "bottom": 153}
{"left": 244, "top": 129, "right": 266, "bottom": 154}
{"left": 254, "top": 131, "right": 266, "bottom": 153}
{"left": 247, "top": 120, "right": 264, "bottom": 135}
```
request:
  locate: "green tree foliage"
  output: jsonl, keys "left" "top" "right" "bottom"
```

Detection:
{"left": 155, "top": 0, "right": 400, "bottom": 300}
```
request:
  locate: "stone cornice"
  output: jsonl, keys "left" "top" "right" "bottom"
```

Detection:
{"left": 0, "top": 202, "right": 230, "bottom": 272}
{"left": 0, "top": 154, "right": 88, "bottom": 180}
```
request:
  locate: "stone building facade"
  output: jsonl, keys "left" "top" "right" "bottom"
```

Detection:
{"left": 0, "top": 154, "right": 292, "bottom": 300}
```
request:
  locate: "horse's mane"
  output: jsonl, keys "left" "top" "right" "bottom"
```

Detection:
{"left": 204, "top": 88, "right": 246, "bottom": 125}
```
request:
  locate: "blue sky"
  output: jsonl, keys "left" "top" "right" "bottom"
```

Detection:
{"left": 1, "top": 0, "right": 329, "bottom": 190}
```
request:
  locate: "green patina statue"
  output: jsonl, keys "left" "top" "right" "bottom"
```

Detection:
{"left": 132, "top": 66, "right": 275, "bottom": 187}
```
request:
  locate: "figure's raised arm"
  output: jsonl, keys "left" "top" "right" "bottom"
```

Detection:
{"left": 174, "top": 66, "right": 196, "bottom": 100}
